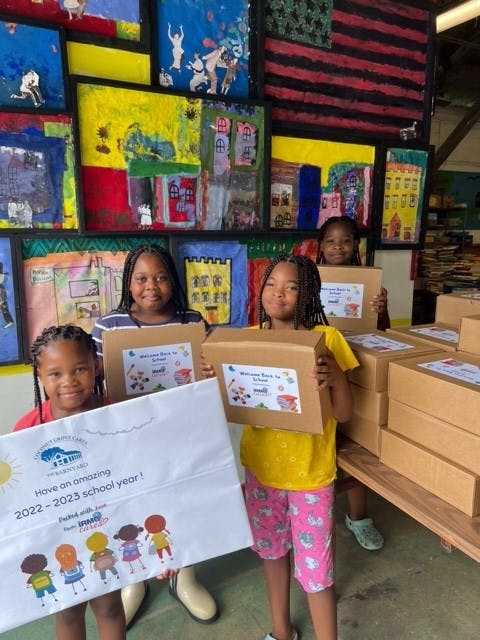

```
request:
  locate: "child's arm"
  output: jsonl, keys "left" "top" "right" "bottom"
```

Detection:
{"left": 312, "top": 349, "right": 354, "bottom": 423}
{"left": 370, "top": 287, "right": 390, "bottom": 331}
{"left": 200, "top": 352, "right": 216, "bottom": 378}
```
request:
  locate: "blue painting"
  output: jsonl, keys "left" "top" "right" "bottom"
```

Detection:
{"left": 155, "top": 0, "right": 251, "bottom": 98}
{"left": 0, "top": 237, "right": 20, "bottom": 364}
{"left": 0, "top": 21, "right": 66, "bottom": 111}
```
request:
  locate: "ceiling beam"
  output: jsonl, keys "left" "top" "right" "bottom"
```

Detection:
{"left": 433, "top": 99, "right": 480, "bottom": 170}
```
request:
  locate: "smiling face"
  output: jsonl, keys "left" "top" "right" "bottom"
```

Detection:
{"left": 129, "top": 253, "right": 175, "bottom": 323}
{"left": 320, "top": 221, "right": 358, "bottom": 265}
{"left": 36, "top": 339, "right": 98, "bottom": 420}
{"left": 261, "top": 261, "right": 299, "bottom": 329}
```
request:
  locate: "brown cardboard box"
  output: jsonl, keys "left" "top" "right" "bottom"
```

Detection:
{"left": 202, "top": 328, "right": 331, "bottom": 433}
{"left": 380, "top": 429, "right": 480, "bottom": 516}
{"left": 435, "top": 291, "right": 480, "bottom": 327}
{"left": 386, "top": 323, "right": 458, "bottom": 352}
{"left": 351, "top": 383, "right": 388, "bottom": 425}
{"left": 428, "top": 193, "right": 442, "bottom": 209}
{"left": 338, "top": 415, "right": 381, "bottom": 455}
{"left": 388, "top": 352, "right": 480, "bottom": 436}
{"left": 387, "top": 399, "right": 480, "bottom": 473}
{"left": 318, "top": 265, "right": 382, "bottom": 332}
{"left": 346, "top": 331, "right": 443, "bottom": 391}
{"left": 103, "top": 323, "right": 206, "bottom": 402}
{"left": 458, "top": 315, "right": 480, "bottom": 356}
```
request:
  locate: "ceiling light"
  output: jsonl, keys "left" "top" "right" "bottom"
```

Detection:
{"left": 436, "top": 0, "right": 480, "bottom": 33}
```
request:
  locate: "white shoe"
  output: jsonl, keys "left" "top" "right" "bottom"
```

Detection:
{"left": 169, "top": 566, "right": 218, "bottom": 624}
{"left": 121, "top": 581, "right": 149, "bottom": 629}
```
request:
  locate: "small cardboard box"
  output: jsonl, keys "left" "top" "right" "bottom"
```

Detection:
{"left": 435, "top": 291, "right": 480, "bottom": 327}
{"left": 380, "top": 429, "right": 480, "bottom": 517}
{"left": 103, "top": 323, "right": 206, "bottom": 402}
{"left": 351, "top": 383, "right": 388, "bottom": 425}
{"left": 388, "top": 352, "right": 480, "bottom": 436}
{"left": 458, "top": 315, "right": 480, "bottom": 356}
{"left": 318, "top": 265, "right": 382, "bottom": 332}
{"left": 202, "top": 328, "right": 331, "bottom": 433}
{"left": 387, "top": 399, "right": 480, "bottom": 473}
{"left": 338, "top": 415, "right": 381, "bottom": 456}
{"left": 345, "top": 331, "right": 443, "bottom": 391}
{"left": 386, "top": 323, "right": 458, "bottom": 352}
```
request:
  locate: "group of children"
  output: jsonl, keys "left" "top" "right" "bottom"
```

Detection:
{"left": 14, "top": 216, "right": 389, "bottom": 640}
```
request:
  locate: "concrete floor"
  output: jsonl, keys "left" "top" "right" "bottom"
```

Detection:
{"left": 2, "top": 492, "right": 478, "bottom": 640}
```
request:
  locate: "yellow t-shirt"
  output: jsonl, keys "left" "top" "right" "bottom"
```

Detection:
{"left": 240, "top": 325, "right": 359, "bottom": 491}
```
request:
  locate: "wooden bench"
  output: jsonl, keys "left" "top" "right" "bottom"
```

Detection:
{"left": 336, "top": 436, "right": 480, "bottom": 563}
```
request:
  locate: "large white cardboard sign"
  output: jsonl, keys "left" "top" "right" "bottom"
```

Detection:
{"left": 0, "top": 379, "right": 252, "bottom": 633}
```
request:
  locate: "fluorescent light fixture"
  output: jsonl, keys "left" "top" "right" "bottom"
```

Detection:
{"left": 436, "top": 0, "right": 480, "bottom": 33}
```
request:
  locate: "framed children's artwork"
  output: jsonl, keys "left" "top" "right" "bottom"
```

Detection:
{"left": 73, "top": 77, "right": 268, "bottom": 232}
{"left": 379, "top": 146, "right": 432, "bottom": 248}
{"left": 0, "top": 236, "right": 21, "bottom": 364}
{"left": 152, "top": 0, "right": 261, "bottom": 99}
{"left": 0, "top": 112, "right": 79, "bottom": 231}
{"left": 0, "top": 1, "right": 150, "bottom": 51}
{"left": 21, "top": 236, "right": 165, "bottom": 348}
{"left": 0, "top": 17, "right": 68, "bottom": 112}
{"left": 270, "top": 134, "right": 376, "bottom": 231}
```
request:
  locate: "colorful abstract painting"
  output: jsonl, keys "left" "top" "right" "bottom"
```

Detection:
{"left": 0, "top": 1, "right": 145, "bottom": 45}
{"left": 264, "top": 0, "right": 434, "bottom": 140}
{"left": 75, "top": 80, "right": 266, "bottom": 232}
{"left": 271, "top": 135, "right": 375, "bottom": 230}
{"left": 0, "top": 112, "right": 78, "bottom": 230}
{"left": 0, "top": 19, "right": 66, "bottom": 111}
{"left": 381, "top": 147, "right": 430, "bottom": 246}
{"left": 0, "top": 237, "right": 20, "bottom": 363}
{"left": 154, "top": 0, "right": 254, "bottom": 98}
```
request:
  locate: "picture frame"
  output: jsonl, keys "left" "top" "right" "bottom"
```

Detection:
{"left": 270, "top": 133, "right": 376, "bottom": 231}
{"left": 0, "top": 16, "right": 68, "bottom": 112}
{"left": 0, "top": 1, "right": 150, "bottom": 51}
{"left": 152, "top": 0, "right": 262, "bottom": 99}
{"left": 0, "top": 236, "right": 21, "bottom": 364}
{"left": 73, "top": 77, "right": 268, "bottom": 233}
{"left": 0, "top": 111, "right": 79, "bottom": 231}
{"left": 263, "top": 0, "right": 435, "bottom": 143}
{"left": 377, "top": 145, "right": 433, "bottom": 249}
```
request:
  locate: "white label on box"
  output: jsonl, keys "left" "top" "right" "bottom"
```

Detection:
{"left": 221, "top": 363, "right": 302, "bottom": 413}
{"left": 122, "top": 342, "right": 195, "bottom": 395}
{"left": 346, "top": 333, "right": 414, "bottom": 352}
{"left": 410, "top": 327, "right": 459, "bottom": 343}
{"left": 320, "top": 282, "right": 364, "bottom": 319}
{"left": 419, "top": 359, "right": 480, "bottom": 385}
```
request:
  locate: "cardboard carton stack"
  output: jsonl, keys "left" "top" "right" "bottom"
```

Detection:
{"left": 339, "top": 331, "right": 443, "bottom": 455}
{"left": 382, "top": 313, "right": 480, "bottom": 517}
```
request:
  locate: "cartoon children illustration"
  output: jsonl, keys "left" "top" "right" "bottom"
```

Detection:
{"left": 202, "top": 46, "right": 226, "bottom": 94}
{"left": 168, "top": 23, "right": 184, "bottom": 71}
{"left": 20, "top": 553, "right": 58, "bottom": 607}
{"left": 55, "top": 544, "right": 87, "bottom": 595}
{"left": 10, "top": 69, "right": 45, "bottom": 108}
{"left": 144, "top": 514, "right": 173, "bottom": 562}
{"left": 85, "top": 532, "right": 120, "bottom": 584}
{"left": 0, "top": 262, "right": 14, "bottom": 329}
{"left": 62, "top": 0, "right": 87, "bottom": 20}
{"left": 187, "top": 52, "right": 208, "bottom": 92}
{"left": 114, "top": 524, "right": 147, "bottom": 574}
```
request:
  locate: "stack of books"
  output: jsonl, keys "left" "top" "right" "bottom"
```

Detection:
{"left": 419, "top": 246, "right": 459, "bottom": 292}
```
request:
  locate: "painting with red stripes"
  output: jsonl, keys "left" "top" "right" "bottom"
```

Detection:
{"left": 264, "top": 0, "right": 435, "bottom": 142}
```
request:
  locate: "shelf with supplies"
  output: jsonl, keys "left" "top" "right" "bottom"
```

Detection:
{"left": 426, "top": 203, "right": 471, "bottom": 248}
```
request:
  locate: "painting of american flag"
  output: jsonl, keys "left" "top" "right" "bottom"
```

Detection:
{"left": 264, "top": 0, "right": 435, "bottom": 141}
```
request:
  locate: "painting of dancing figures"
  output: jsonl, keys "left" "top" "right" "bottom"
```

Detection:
{"left": 155, "top": 0, "right": 255, "bottom": 98}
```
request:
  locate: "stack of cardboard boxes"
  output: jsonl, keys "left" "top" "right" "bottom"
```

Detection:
{"left": 380, "top": 292, "right": 480, "bottom": 517}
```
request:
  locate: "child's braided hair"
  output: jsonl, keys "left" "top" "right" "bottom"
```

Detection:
{"left": 31, "top": 324, "right": 102, "bottom": 423}
{"left": 258, "top": 254, "right": 329, "bottom": 329}
{"left": 317, "top": 215, "right": 362, "bottom": 265}
{"left": 116, "top": 244, "right": 187, "bottom": 313}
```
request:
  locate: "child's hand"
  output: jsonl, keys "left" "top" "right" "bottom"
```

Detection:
{"left": 370, "top": 287, "right": 388, "bottom": 314}
{"left": 312, "top": 349, "right": 344, "bottom": 390}
{"left": 156, "top": 568, "right": 179, "bottom": 580}
{"left": 200, "top": 353, "right": 216, "bottom": 378}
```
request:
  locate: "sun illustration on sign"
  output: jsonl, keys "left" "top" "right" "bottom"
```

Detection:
{"left": 0, "top": 454, "right": 22, "bottom": 493}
